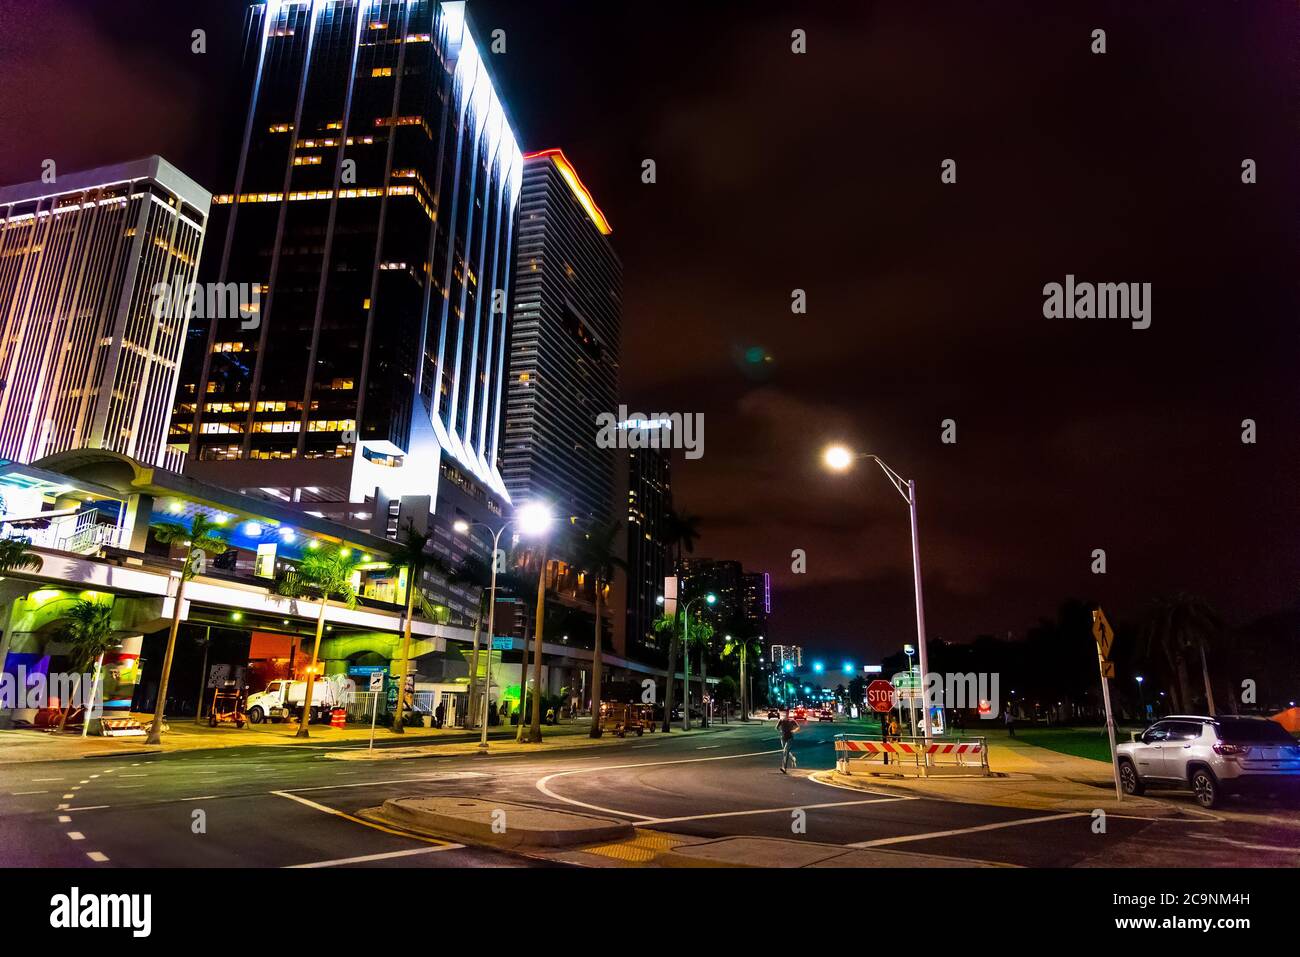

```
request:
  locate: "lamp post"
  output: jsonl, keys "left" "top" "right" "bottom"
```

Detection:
{"left": 454, "top": 501, "right": 553, "bottom": 752}
{"left": 823, "top": 444, "right": 933, "bottom": 747}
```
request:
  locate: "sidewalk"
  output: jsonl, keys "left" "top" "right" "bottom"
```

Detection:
{"left": 0, "top": 714, "right": 739, "bottom": 764}
{"left": 818, "top": 733, "right": 1200, "bottom": 818}
{"left": 325, "top": 723, "right": 735, "bottom": 761}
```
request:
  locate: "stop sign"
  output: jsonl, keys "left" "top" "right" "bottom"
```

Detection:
{"left": 866, "top": 680, "right": 896, "bottom": 713}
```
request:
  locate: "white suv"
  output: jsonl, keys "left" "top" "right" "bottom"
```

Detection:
{"left": 1116, "top": 715, "right": 1300, "bottom": 808}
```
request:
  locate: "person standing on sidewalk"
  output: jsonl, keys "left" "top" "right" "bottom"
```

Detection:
{"left": 1003, "top": 706, "right": 1015, "bottom": 737}
{"left": 777, "top": 709, "right": 800, "bottom": 773}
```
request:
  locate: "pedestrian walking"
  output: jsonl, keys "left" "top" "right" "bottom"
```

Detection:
{"left": 434, "top": 701, "right": 446, "bottom": 729}
{"left": 1003, "top": 706, "right": 1015, "bottom": 738}
{"left": 776, "top": 709, "right": 800, "bottom": 773}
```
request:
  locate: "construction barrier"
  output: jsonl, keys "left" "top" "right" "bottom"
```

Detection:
{"left": 835, "top": 734, "right": 990, "bottom": 777}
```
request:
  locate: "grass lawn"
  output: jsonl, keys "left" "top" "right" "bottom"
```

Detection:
{"left": 1007, "top": 726, "right": 1144, "bottom": 763}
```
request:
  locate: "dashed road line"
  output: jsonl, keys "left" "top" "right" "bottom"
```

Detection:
{"left": 287, "top": 845, "right": 464, "bottom": 868}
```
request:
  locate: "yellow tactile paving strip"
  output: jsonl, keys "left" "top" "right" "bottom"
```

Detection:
{"left": 584, "top": 828, "right": 684, "bottom": 864}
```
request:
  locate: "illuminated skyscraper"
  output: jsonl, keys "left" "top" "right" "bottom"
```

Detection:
{"left": 175, "top": 0, "right": 521, "bottom": 535}
{"left": 0, "top": 157, "right": 210, "bottom": 468}
{"left": 501, "top": 149, "right": 621, "bottom": 526}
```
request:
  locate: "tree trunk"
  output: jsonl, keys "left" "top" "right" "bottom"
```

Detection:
{"left": 515, "top": 618, "right": 531, "bottom": 743}
{"left": 194, "top": 636, "right": 210, "bottom": 723}
{"left": 739, "top": 644, "right": 748, "bottom": 721}
{"left": 467, "top": 592, "right": 485, "bottom": 729}
{"left": 1198, "top": 642, "right": 1217, "bottom": 716}
{"left": 58, "top": 671, "right": 84, "bottom": 734}
{"left": 589, "top": 584, "right": 604, "bottom": 737}
{"left": 296, "top": 593, "right": 330, "bottom": 739}
{"left": 528, "top": 555, "right": 547, "bottom": 743}
{"left": 1174, "top": 653, "right": 1194, "bottom": 716}
{"left": 390, "top": 582, "right": 416, "bottom": 732}
{"left": 662, "top": 636, "right": 676, "bottom": 733}
{"left": 682, "top": 623, "right": 691, "bottom": 732}
{"left": 700, "top": 641, "right": 709, "bottom": 728}
{"left": 146, "top": 575, "right": 187, "bottom": 745}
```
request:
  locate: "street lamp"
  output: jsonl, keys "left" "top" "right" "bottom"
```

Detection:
{"left": 1135, "top": 675, "right": 1145, "bottom": 718}
{"left": 903, "top": 643, "right": 916, "bottom": 736}
{"left": 823, "top": 443, "right": 933, "bottom": 746}
{"left": 670, "top": 591, "right": 716, "bottom": 730}
{"left": 453, "top": 501, "right": 554, "bottom": 750}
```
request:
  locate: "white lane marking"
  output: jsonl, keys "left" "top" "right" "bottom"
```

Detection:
{"left": 61, "top": 805, "right": 110, "bottom": 812}
{"left": 118, "top": 774, "right": 148, "bottom": 778}
{"left": 846, "top": 811, "right": 1088, "bottom": 848}
{"left": 287, "top": 845, "right": 464, "bottom": 868}
{"left": 12, "top": 790, "right": 48, "bottom": 795}
{"left": 696, "top": 745, "right": 721, "bottom": 750}
{"left": 535, "top": 749, "right": 782, "bottom": 821}
{"left": 631, "top": 744, "right": 658, "bottom": 749}
{"left": 31, "top": 777, "right": 63, "bottom": 782}
{"left": 278, "top": 772, "right": 488, "bottom": 795}
{"left": 66, "top": 832, "right": 85, "bottom": 841}
{"left": 640, "top": 796, "right": 907, "bottom": 826}
{"left": 181, "top": 795, "right": 217, "bottom": 802}
{"left": 58, "top": 816, "right": 71, "bottom": 823}
{"left": 85, "top": 851, "right": 109, "bottom": 863}
{"left": 61, "top": 793, "right": 74, "bottom": 799}
{"left": 113, "top": 785, "right": 146, "bottom": 790}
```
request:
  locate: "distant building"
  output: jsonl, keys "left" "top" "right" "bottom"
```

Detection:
{"left": 611, "top": 441, "right": 671, "bottom": 660}
{"left": 770, "top": 644, "right": 802, "bottom": 669}
{"left": 501, "top": 149, "right": 620, "bottom": 527}
{"left": 680, "top": 558, "right": 744, "bottom": 619}
{"left": 0, "top": 156, "right": 211, "bottom": 469}
{"left": 741, "top": 571, "right": 771, "bottom": 637}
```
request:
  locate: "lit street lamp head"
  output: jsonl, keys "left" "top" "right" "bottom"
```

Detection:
{"left": 452, "top": 519, "right": 470, "bottom": 534}
{"left": 515, "top": 501, "right": 554, "bottom": 537}
{"left": 822, "top": 444, "right": 854, "bottom": 472}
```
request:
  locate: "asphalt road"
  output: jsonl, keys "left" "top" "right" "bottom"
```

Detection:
{"left": 0, "top": 719, "right": 1294, "bottom": 868}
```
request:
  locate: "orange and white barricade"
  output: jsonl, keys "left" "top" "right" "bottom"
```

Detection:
{"left": 834, "top": 734, "right": 989, "bottom": 776}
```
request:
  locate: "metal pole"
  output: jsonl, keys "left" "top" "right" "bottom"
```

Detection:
{"left": 368, "top": 688, "right": 378, "bottom": 750}
{"left": 907, "top": 480, "right": 932, "bottom": 751}
{"left": 1098, "top": 651, "right": 1123, "bottom": 801}
{"left": 681, "top": 601, "right": 691, "bottom": 731}
{"left": 478, "top": 524, "right": 503, "bottom": 751}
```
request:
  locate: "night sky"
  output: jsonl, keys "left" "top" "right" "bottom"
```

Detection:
{"left": 1, "top": 1, "right": 1295, "bottom": 660}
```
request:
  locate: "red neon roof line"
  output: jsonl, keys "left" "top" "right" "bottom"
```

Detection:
{"left": 523, "top": 148, "right": 612, "bottom": 235}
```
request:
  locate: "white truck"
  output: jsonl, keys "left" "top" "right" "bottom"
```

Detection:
{"left": 246, "top": 678, "right": 344, "bottom": 725}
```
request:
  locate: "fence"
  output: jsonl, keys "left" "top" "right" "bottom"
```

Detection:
{"left": 344, "top": 690, "right": 437, "bottom": 723}
{"left": 834, "top": 733, "right": 990, "bottom": 777}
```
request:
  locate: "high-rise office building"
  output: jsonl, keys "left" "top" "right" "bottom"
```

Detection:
{"left": 770, "top": 644, "right": 802, "bottom": 669}
{"left": 741, "top": 571, "right": 771, "bottom": 636}
{"left": 0, "top": 157, "right": 210, "bottom": 468}
{"left": 612, "top": 441, "right": 671, "bottom": 659}
{"left": 501, "top": 149, "right": 620, "bottom": 527}
{"left": 174, "top": 0, "right": 520, "bottom": 531}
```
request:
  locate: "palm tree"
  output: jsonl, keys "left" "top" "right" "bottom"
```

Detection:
{"left": 386, "top": 524, "right": 441, "bottom": 733}
{"left": 572, "top": 521, "right": 628, "bottom": 738}
{"left": 57, "top": 598, "right": 117, "bottom": 733}
{"left": 277, "top": 546, "right": 361, "bottom": 738}
{"left": 689, "top": 615, "right": 716, "bottom": 726}
{"left": 722, "top": 631, "right": 763, "bottom": 721}
{"left": 0, "top": 536, "right": 43, "bottom": 574}
{"left": 147, "top": 515, "right": 227, "bottom": 744}
{"left": 193, "top": 626, "right": 213, "bottom": 723}
{"left": 662, "top": 508, "right": 701, "bottom": 574}
{"left": 1139, "top": 594, "right": 1223, "bottom": 715}
{"left": 653, "top": 611, "right": 686, "bottom": 729}
{"left": 447, "top": 552, "right": 493, "bottom": 728}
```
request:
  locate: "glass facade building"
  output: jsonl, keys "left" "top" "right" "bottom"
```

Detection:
{"left": 0, "top": 157, "right": 210, "bottom": 469}
{"left": 174, "top": 0, "right": 521, "bottom": 517}
{"left": 501, "top": 149, "right": 621, "bottom": 527}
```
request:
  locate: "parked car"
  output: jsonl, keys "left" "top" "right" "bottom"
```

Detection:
{"left": 1116, "top": 715, "right": 1300, "bottom": 808}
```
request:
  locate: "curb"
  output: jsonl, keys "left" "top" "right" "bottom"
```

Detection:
{"left": 360, "top": 797, "right": 634, "bottom": 849}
